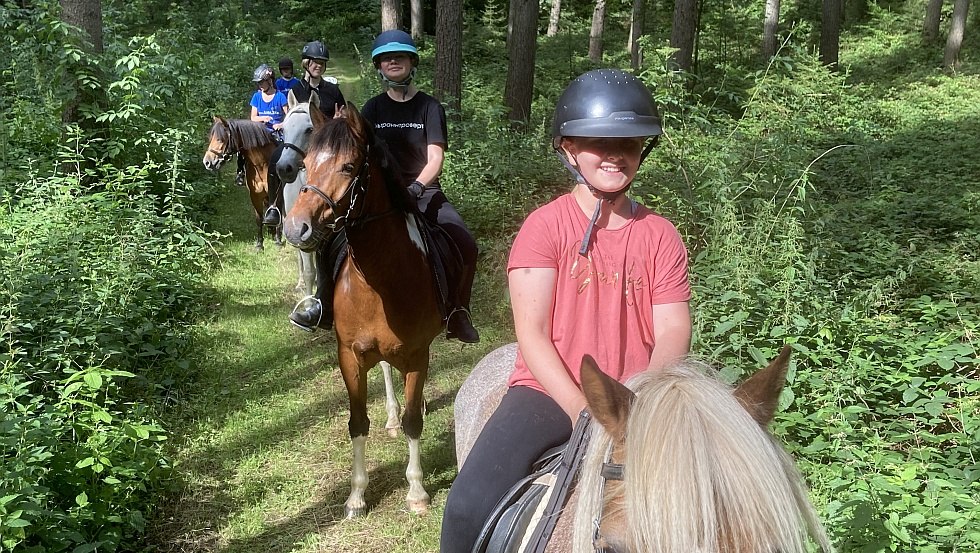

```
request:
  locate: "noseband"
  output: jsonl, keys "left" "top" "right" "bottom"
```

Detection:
{"left": 299, "top": 145, "right": 371, "bottom": 232}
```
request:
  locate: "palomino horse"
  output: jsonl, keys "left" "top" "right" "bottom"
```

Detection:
{"left": 455, "top": 344, "right": 835, "bottom": 553}
{"left": 276, "top": 93, "right": 327, "bottom": 295}
{"left": 202, "top": 116, "right": 279, "bottom": 250}
{"left": 282, "top": 103, "right": 443, "bottom": 517}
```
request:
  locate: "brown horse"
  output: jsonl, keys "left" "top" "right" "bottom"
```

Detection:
{"left": 282, "top": 102, "right": 442, "bottom": 517}
{"left": 455, "top": 344, "right": 835, "bottom": 553}
{"left": 202, "top": 116, "right": 279, "bottom": 250}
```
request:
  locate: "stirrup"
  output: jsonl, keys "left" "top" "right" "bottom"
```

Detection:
{"left": 289, "top": 295, "right": 322, "bottom": 332}
{"left": 263, "top": 205, "right": 282, "bottom": 225}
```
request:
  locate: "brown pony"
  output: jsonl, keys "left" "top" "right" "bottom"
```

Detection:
{"left": 282, "top": 103, "right": 442, "bottom": 517}
{"left": 202, "top": 116, "right": 279, "bottom": 250}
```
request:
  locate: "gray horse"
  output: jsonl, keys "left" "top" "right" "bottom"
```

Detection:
{"left": 276, "top": 92, "right": 325, "bottom": 296}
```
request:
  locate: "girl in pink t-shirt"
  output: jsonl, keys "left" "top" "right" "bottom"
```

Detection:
{"left": 441, "top": 69, "right": 692, "bottom": 552}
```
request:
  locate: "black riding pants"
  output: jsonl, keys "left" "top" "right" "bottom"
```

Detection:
{"left": 440, "top": 386, "right": 571, "bottom": 553}
{"left": 266, "top": 143, "right": 285, "bottom": 213}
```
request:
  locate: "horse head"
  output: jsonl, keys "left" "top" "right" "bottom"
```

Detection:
{"left": 278, "top": 91, "right": 329, "bottom": 184}
{"left": 202, "top": 115, "right": 233, "bottom": 171}
{"left": 573, "top": 346, "right": 832, "bottom": 553}
{"left": 283, "top": 102, "right": 372, "bottom": 252}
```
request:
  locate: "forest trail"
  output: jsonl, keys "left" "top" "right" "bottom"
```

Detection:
{"left": 148, "top": 55, "right": 501, "bottom": 552}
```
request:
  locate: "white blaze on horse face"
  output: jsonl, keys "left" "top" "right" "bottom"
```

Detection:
{"left": 404, "top": 213, "right": 427, "bottom": 255}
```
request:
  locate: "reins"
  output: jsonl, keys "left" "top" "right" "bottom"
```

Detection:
{"left": 592, "top": 444, "right": 625, "bottom": 553}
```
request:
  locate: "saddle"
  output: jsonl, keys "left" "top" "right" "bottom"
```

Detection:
{"left": 471, "top": 411, "right": 593, "bottom": 553}
{"left": 323, "top": 214, "right": 464, "bottom": 321}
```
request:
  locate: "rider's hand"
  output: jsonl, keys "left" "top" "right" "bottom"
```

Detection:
{"left": 407, "top": 180, "right": 425, "bottom": 199}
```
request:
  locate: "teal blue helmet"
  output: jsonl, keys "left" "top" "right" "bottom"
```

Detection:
{"left": 371, "top": 30, "right": 419, "bottom": 66}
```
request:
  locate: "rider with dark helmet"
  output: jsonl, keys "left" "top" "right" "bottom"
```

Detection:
{"left": 289, "top": 29, "right": 481, "bottom": 344}
{"left": 440, "top": 69, "right": 692, "bottom": 552}
{"left": 263, "top": 40, "right": 346, "bottom": 226}
{"left": 275, "top": 57, "right": 299, "bottom": 94}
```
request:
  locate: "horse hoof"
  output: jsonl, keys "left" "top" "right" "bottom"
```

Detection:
{"left": 385, "top": 426, "right": 401, "bottom": 439}
{"left": 406, "top": 499, "right": 429, "bottom": 515}
{"left": 254, "top": 244, "right": 264, "bottom": 251}
{"left": 344, "top": 505, "right": 367, "bottom": 518}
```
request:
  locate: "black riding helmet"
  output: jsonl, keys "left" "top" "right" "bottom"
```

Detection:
{"left": 301, "top": 40, "right": 329, "bottom": 62}
{"left": 552, "top": 69, "right": 662, "bottom": 150}
{"left": 279, "top": 57, "right": 294, "bottom": 69}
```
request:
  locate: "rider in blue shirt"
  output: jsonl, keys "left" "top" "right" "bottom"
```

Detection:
{"left": 250, "top": 64, "right": 288, "bottom": 134}
{"left": 275, "top": 57, "right": 300, "bottom": 94}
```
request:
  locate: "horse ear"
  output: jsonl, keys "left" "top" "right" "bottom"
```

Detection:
{"left": 287, "top": 89, "right": 298, "bottom": 110}
{"left": 308, "top": 89, "right": 320, "bottom": 109}
{"left": 581, "top": 355, "right": 634, "bottom": 443}
{"left": 733, "top": 344, "right": 791, "bottom": 426}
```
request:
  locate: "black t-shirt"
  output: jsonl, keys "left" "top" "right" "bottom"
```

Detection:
{"left": 361, "top": 90, "right": 448, "bottom": 186}
{"left": 291, "top": 79, "right": 346, "bottom": 118}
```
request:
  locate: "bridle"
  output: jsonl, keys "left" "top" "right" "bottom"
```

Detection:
{"left": 299, "top": 146, "right": 374, "bottom": 232}
{"left": 592, "top": 444, "right": 626, "bottom": 553}
{"left": 281, "top": 108, "right": 310, "bottom": 163}
{"left": 206, "top": 119, "right": 237, "bottom": 167}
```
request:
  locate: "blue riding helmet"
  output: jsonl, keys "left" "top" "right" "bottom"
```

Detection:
{"left": 371, "top": 29, "right": 419, "bottom": 66}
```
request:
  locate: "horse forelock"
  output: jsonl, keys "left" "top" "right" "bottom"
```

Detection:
{"left": 306, "top": 118, "right": 413, "bottom": 213}
{"left": 573, "top": 360, "right": 832, "bottom": 553}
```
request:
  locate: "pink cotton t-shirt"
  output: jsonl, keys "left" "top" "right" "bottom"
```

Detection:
{"left": 507, "top": 194, "right": 691, "bottom": 392}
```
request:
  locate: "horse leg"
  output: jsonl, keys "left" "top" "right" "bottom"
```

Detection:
{"left": 401, "top": 358, "right": 430, "bottom": 514}
{"left": 338, "top": 348, "right": 371, "bottom": 518}
{"left": 254, "top": 216, "right": 264, "bottom": 250}
{"left": 381, "top": 361, "right": 401, "bottom": 438}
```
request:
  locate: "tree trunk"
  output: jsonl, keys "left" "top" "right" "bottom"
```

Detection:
{"left": 945, "top": 0, "right": 971, "bottom": 68}
{"left": 819, "top": 0, "right": 841, "bottom": 68}
{"left": 410, "top": 0, "right": 423, "bottom": 41}
{"left": 59, "top": 0, "right": 104, "bottom": 127}
{"left": 381, "top": 0, "right": 401, "bottom": 31}
{"left": 505, "top": 0, "right": 538, "bottom": 126}
{"left": 628, "top": 0, "right": 645, "bottom": 70}
{"left": 435, "top": 0, "right": 463, "bottom": 119}
{"left": 669, "top": 0, "right": 697, "bottom": 71}
{"left": 762, "top": 0, "right": 780, "bottom": 59}
{"left": 588, "top": 0, "right": 607, "bottom": 63}
{"left": 547, "top": 0, "right": 562, "bottom": 36}
{"left": 923, "top": 0, "right": 943, "bottom": 43}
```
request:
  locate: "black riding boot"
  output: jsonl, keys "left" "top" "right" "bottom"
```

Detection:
{"left": 446, "top": 261, "right": 479, "bottom": 343}
{"left": 235, "top": 153, "right": 246, "bottom": 187}
{"left": 289, "top": 234, "right": 343, "bottom": 332}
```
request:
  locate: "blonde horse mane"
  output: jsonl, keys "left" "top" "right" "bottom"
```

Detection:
{"left": 572, "top": 358, "right": 833, "bottom": 553}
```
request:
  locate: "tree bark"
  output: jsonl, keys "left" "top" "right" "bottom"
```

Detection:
{"left": 381, "top": 0, "right": 401, "bottom": 31}
{"left": 669, "top": 0, "right": 697, "bottom": 71}
{"left": 945, "top": 0, "right": 971, "bottom": 68}
{"left": 59, "top": 0, "right": 104, "bottom": 127}
{"left": 547, "top": 0, "right": 562, "bottom": 36}
{"left": 628, "top": 0, "right": 645, "bottom": 70}
{"left": 505, "top": 0, "right": 538, "bottom": 126}
{"left": 410, "top": 0, "right": 423, "bottom": 41}
{"left": 923, "top": 0, "right": 943, "bottom": 43}
{"left": 762, "top": 0, "right": 780, "bottom": 59}
{"left": 588, "top": 0, "right": 607, "bottom": 63}
{"left": 819, "top": 0, "right": 842, "bottom": 68}
{"left": 435, "top": 0, "right": 463, "bottom": 119}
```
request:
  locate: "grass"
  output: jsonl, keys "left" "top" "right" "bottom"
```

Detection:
{"left": 148, "top": 181, "right": 510, "bottom": 552}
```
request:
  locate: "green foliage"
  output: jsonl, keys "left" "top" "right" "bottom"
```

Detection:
{"left": 0, "top": 125, "right": 218, "bottom": 550}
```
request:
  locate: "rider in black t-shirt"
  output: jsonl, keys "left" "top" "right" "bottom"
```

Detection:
{"left": 288, "top": 30, "right": 480, "bottom": 344}
{"left": 263, "top": 40, "right": 346, "bottom": 226}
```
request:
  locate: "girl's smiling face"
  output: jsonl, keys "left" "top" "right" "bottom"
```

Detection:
{"left": 561, "top": 136, "right": 645, "bottom": 193}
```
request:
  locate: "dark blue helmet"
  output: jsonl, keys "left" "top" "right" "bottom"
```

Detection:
{"left": 302, "top": 40, "right": 329, "bottom": 62}
{"left": 371, "top": 30, "right": 419, "bottom": 65}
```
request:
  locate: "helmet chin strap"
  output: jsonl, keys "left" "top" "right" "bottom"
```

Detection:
{"left": 555, "top": 150, "right": 631, "bottom": 256}
{"left": 378, "top": 67, "right": 417, "bottom": 99}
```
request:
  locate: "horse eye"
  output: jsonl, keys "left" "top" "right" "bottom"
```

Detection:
{"left": 304, "top": 128, "right": 313, "bottom": 134}
{"left": 341, "top": 163, "right": 355, "bottom": 174}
